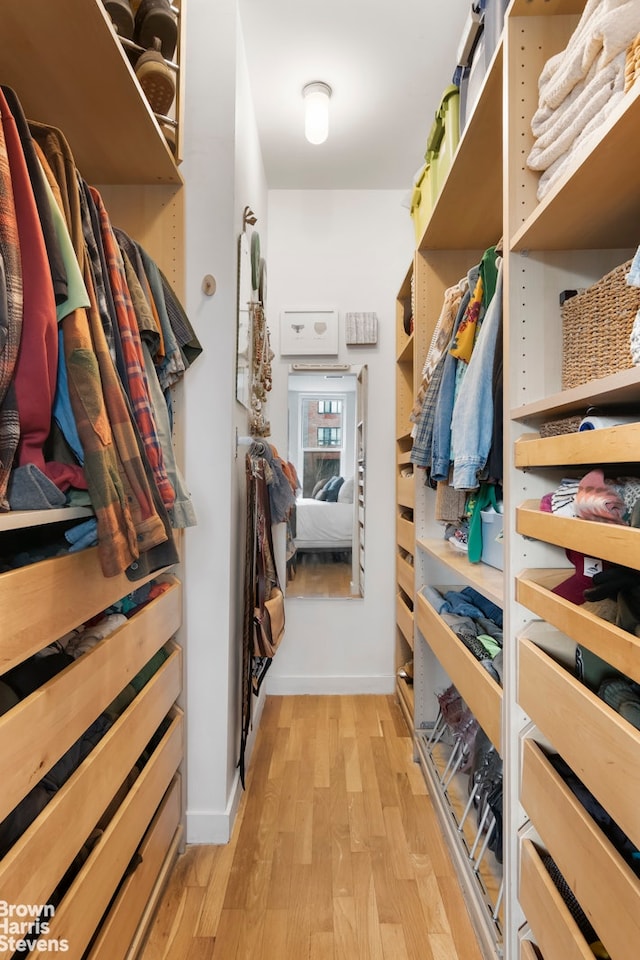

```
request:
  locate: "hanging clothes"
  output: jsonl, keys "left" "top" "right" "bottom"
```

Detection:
{"left": 239, "top": 442, "right": 286, "bottom": 786}
{"left": 29, "top": 120, "right": 168, "bottom": 576}
{"left": 0, "top": 91, "right": 23, "bottom": 509}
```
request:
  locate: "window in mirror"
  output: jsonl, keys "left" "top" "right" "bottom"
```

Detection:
{"left": 287, "top": 369, "right": 366, "bottom": 599}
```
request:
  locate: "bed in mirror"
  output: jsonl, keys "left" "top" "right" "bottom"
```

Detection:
{"left": 287, "top": 365, "right": 366, "bottom": 599}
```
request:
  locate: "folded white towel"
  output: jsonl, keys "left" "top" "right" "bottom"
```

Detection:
{"left": 536, "top": 86, "right": 625, "bottom": 200}
{"left": 532, "top": 57, "right": 599, "bottom": 138}
{"left": 538, "top": 0, "right": 640, "bottom": 110}
{"left": 528, "top": 52, "right": 625, "bottom": 171}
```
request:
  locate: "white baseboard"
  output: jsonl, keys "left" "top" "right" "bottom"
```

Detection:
{"left": 265, "top": 674, "right": 395, "bottom": 695}
{"left": 185, "top": 686, "right": 267, "bottom": 844}
{"left": 185, "top": 780, "right": 242, "bottom": 844}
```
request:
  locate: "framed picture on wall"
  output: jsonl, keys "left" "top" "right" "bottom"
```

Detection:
{"left": 279, "top": 308, "right": 339, "bottom": 356}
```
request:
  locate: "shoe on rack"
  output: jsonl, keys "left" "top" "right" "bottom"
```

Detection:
{"left": 135, "top": 37, "right": 176, "bottom": 116}
{"left": 134, "top": 0, "right": 178, "bottom": 59}
{"left": 103, "top": 0, "right": 134, "bottom": 39}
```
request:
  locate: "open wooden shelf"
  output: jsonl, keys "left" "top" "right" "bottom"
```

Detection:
{"left": 521, "top": 739, "right": 640, "bottom": 960}
{"left": 510, "top": 368, "right": 640, "bottom": 423}
{"left": 396, "top": 554, "right": 415, "bottom": 600}
{"left": 417, "top": 536, "right": 504, "bottom": 606}
{"left": 397, "top": 516, "right": 415, "bottom": 554}
{"left": 520, "top": 838, "right": 597, "bottom": 960}
{"left": 87, "top": 777, "right": 182, "bottom": 960}
{"left": 519, "top": 940, "right": 540, "bottom": 960}
{"left": 415, "top": 733, "right": 503, "bottom": 958}
{"left": 42, "top": 710, "right": 183, "bottom": 960}
{"left": 0, "top": 506, "right": 94, "bottom": 532}
{"left": 396, "top": 675, "right": 415, "bottom": 732}
{"left": 396, "top": 592, "right": 414, "bottom": 649}
{"left": 518, "top": 637, "right": 640, "bottom": 851}
{"left": 419, "top": 45, "right": 503, "bottom": 251}
{"left": 0, "top": 0, "right": 181, "bottom": 185}
{"left": 397, "top": 333, "right": 414, "bottom": 364}
{"left": 416, "top": 592, "right": 502, "bottom": 751}
{"left": 397, "top": 475, "right": 415, "bottom": 509}
{"left": 0, "top": 586, "right": 182, "bottom": 825}
{"left": 0, "top": 550, "right": 177, "bottom": 674}
{"left": 517, "top": 569, "right": 640, "bottom": 687}
{"left": 510, "top": 81, "right": 640, "bottom": 251}
{"left": 0, "top": 650, "right": 182, "bottom": 913}
{"left": 514, "top": 422, "right": 640, "bottom": 468}
{"left": 516, "top": 501, "right": 640, "bottom": 571}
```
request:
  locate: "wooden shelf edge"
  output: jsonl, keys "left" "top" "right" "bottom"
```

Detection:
{"left": 415, "top": 735, "right": 503, "bottom": 958}
{"left": 516, "top": 502, "right": 640, "bottom": 571}
{"left": 516, "top": 569, "right": 640, "bottom": 687}
{"left": 510, "top": 367, "right": 640, "bottom": 422}
{"left": 416, "top": 536, "right": 504, "bottom": 607}
{"left": 514, "top": 423, "right": 640, "bottom": 467}
{"left": 416, "top": 593, "right": 503, "bottom": 751}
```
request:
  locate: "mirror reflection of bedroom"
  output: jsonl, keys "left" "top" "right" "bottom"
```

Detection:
{"left": 287, "top": 368, "right": 366, "bottom": 599}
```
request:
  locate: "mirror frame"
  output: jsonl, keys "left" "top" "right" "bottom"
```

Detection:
{"left": 286, "top": 364, "right": 367, "bottom": 599}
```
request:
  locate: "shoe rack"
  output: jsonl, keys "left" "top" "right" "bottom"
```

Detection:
{"left": 397, "top": 1, "right": 640, "bottom": 958}
{"left": 0, "top": 2, "right": 186, "bottom": 958}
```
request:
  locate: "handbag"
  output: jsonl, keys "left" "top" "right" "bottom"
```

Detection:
{"left": 253, "top": 471, "right": 286, "bottom": 659}
{"left": 254, "top": 584, "right": 285, "bottom": 658}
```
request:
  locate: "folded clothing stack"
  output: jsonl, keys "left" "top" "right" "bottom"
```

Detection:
{"left": 541, "top": 468, "right": 640, "bottom": 525}
{"left": 527, "top": 0, "right": 640, "bottom": 201}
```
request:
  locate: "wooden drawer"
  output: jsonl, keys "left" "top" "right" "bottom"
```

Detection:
{"left": 397, "top": 516, "right": 415, "bottom": 555}
{"left": 37, "top": 710, "right": 184, "bottom": 960}
{"left": 514, "top": 423, "right": 640, "bottom": 468}
{"left": 0, "top": 549, "right": 176, "bottom": 673}
{"left": 87, "top": 776, "right": 182, "bottom": 960}
{"left": 0, "top": 580, "right": 182, "bottom": 823}
{"left": 416, "top": 591, "right": 502, "bottom": 750}
{"left": 397, "top": 475, "right": 414, "bottom": 509}
{"left": 521, "top": 739, "right": 640, "bottom": 960}
{"left": 397, "top": 555, "right": 414, "bottom": 599}
{"left": 520, "top": 838, "right": 595, "bottom": 960}
{"left": 517, "top": 569, "right": 640, "bottom": 686}
{"left": 396, "top": 592, "right": 414, "bottom": 648}
{"left": 520, "top": 939, "right": 540, "bottom": 960}
{"left": 518, "top": 637, "right": 640, "bottom": 850}
{"left": 0, "top": 648, "right": 182, "bottom": 912}
{"left": 516, "top": 501, "right": 640, "bottom": 571}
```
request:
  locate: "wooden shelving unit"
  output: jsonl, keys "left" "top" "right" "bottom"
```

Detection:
{"left": 0, "top": 2, "right": 186, "bottom": 957}
{"left": 399, "top": 0, "right": 640, "bottom": 956}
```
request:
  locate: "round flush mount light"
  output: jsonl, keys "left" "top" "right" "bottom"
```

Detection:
{"left": 302, "top": 81, "right": 332, "bottom": 145}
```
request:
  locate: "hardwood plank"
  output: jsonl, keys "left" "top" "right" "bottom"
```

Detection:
{"left": 137, "top": 696, "right": 483, "bottom": 960}
{"left": 310, "top": 930, "right": 335, "bottom": 960}
{"left": 380, "top": 923, "right": 411, "bottom": 960}
{"left": 257, "top": 909, "right": 289, "bottom": 960}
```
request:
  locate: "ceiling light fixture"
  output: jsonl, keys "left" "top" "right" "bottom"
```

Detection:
{"left": 302, "top": 81, "right": 332, "bottom": 145}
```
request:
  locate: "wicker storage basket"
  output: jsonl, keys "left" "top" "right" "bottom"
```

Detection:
{"left": 539, "top": 415, "right": 583, "bottom": 438}
{"left": 561, "top": 259, "right": 640, "bottom": 390}
{"left": 624, "top": 32, "right": 640, "bottom": 93}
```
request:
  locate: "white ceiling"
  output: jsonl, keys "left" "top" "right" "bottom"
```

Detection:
{"left": 239, "top": 0, "right": 470, "bottom": 190}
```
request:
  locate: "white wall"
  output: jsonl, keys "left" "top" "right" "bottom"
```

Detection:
{"left": 181, "top": 4, "right": 414, "bottom": 841}
{"left": 265, "top": 190, "right": 414, "bottom": 694}
{"left": 181, "top": 0, "right": 267, "bottom": 843}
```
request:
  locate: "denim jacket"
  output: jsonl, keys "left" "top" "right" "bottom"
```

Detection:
{"left": 450, "top": 259, "right": 503, "bottom": 490}
{"left": 430, "top": 265, "right": 479, "bottom": 481}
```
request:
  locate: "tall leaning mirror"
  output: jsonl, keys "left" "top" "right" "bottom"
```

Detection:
{"left": 286, "top": 365, "right": 367, "bottom": 599}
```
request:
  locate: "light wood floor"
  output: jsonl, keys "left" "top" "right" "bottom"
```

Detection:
{"left": 139, "top": 695, "right": 484, "bottom": 960}
{"left": 288, "top": 554, "right": 353, "bottom": 598}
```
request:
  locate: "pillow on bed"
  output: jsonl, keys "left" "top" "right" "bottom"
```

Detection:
{"left": 311, "top": 479, "right": 326, "bottom": 498}
{"left": 338, "top": 477, "right": 354, "bottom": 503}
{"left": 324, "top": 476, "right": 344, "bottom": 502}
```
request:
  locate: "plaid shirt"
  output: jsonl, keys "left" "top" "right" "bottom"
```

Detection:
{"left": 30, "top": 121, "right": 167, "bottom": 576}
{"left": 90, "top": 187, "right": 175, "bottom": 512}
{"left": 0, "top": 93, "right": 24, "bottom": 508}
